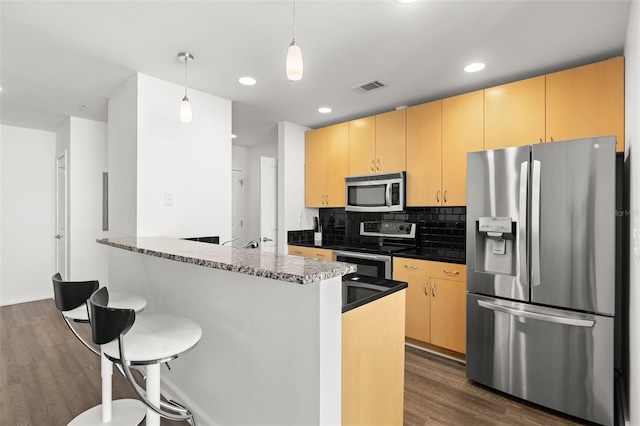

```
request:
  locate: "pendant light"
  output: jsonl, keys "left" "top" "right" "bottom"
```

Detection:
{"left": 286, "top": 0, "right": 303, "bottom": 82}
{"left": 178, "top": 52, "right": 194, "bottom": 123}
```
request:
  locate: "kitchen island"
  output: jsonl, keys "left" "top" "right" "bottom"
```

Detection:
{"left": 97, "top": 237, "right": 356, "bottom": 426}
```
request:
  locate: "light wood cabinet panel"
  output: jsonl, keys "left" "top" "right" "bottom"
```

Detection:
{"left": 394, "top": 258, "right": 466, "bottom": 355}
{"left": 546, "top": 56, "right": 624, "bottom": 152}
{"left": 325, "top": 122, "right": 349, "bottom": 207}
{"left": 305, "top": 128, "right": 326, "bottom": 207}
{"left": 430, "top": 278, "right": 466, "bottom": 354}
{"left": 442, "top": 90, "right": 484, "bottom": 206}
{"left": 393, "top": 257, "right": 430, "bottom": 343}
{"left": 484, "top": 76, "right": 546, "bottom": 150}
{"left": 375, "top": 109, "right": 406, "bottom": 173}
{"left": 342, "top": 290, "right": 405, "bottom": 426}
{"left": 348, "top": 117, "right": 376, "bottom": 176}
{"left": 304, "top": 123, "right": 348, "bottom": 207}
{"left": 406, "top": 101, "right": 442, "bottom": 207}
{"left": 288, "top": 245, "right": 335, "bottom": 260}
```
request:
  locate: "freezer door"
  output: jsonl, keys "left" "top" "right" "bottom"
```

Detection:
{"left": 466, "top": 146, "right": 530, "bottom": 301}
{"left": 466, "top": 293, "right": 614, "bottom": 426}
{"left": 531, "top": 137, "right": 615, "bottom": 315}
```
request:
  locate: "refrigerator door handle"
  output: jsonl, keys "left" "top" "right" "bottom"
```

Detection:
{"left": 517, "top": 161, "right": 528, "bottom": 287}
{"left": 477, "top": 300, "right": 595, "bottom": 327}
{"left": 531, "top": 159, "right": 542, "bottom": 287}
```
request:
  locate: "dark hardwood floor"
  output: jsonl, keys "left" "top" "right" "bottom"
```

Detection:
{"left": 1, "top": 299, "right": 587, "bottom": 425}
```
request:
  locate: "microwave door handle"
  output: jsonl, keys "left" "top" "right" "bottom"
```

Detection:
{"left": 385, "top": 184, "right": 391, "bottom": 207}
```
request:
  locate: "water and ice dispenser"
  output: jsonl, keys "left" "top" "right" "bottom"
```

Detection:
{"left": 475, "top": 217, "right": 516, "bottom": 275}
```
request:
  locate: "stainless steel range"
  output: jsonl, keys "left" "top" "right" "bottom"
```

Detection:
{"left": 334, "top": 221, "right": 416, "bottom": 279}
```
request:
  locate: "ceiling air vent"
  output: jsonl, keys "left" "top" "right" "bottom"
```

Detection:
{"left": 352, "top": 80, "right": 387, "bottom": 94}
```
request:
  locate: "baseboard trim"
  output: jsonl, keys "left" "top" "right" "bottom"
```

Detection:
{"left": 160, "top": 374, "right": 216, "bottom": 426}
{"left": 0, "top": 292, "right": 52, "bottom": 307}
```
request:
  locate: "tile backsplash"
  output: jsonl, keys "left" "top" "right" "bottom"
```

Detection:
{"left": 288, "top": 207, "right": 466, "bottom": 263}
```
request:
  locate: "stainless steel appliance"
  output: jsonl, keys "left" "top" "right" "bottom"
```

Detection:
{"left": 334, "top": 221, "right": 416, "bottom": 279}
{"left": 465, "top": 136, "right": 616, "bottom": 426}
{"left": 345, "top": 171, "right": 405, "bottom": 212}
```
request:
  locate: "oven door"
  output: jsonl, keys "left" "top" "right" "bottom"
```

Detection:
{"left": 334, "top": 251, "right": 392, "bottom": 279}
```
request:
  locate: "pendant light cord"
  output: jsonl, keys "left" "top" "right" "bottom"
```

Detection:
{"left": 184, "top": 57, "right": 188, "bottom": 97}
{"left": 292, "top": 0, "right": 296, "bottom": 42}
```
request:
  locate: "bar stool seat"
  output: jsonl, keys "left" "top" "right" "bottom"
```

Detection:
{"left": 90, "top": 287, "right": 202, "bottom": 426}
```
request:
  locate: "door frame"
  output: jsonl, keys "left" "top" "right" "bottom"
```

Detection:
{"left": 55, "top": 150, "right": 69, "bottom": 279}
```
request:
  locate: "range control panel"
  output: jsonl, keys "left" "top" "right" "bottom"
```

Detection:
{"left": 360, "top": 221, "right": 416, "bottom": 238}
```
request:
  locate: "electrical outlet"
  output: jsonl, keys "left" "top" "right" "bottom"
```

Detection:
{"left": 164, "top": 192, "right": 174, "bottom": 206}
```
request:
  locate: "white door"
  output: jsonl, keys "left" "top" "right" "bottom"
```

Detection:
{"left": 55, "top": 152, "right": 68, "bottom": 278}
{"left": 231, "top": 169, "right": 245, "bottom": 248}
{"left": 260, "top": 157, "right": 278, "bottom": 253}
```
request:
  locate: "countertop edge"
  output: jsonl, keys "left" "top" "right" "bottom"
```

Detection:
{"left": 98, "top": 238, "right": 357, "bottom": 284}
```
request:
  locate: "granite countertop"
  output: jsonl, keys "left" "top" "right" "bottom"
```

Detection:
{"left": 98, "top": 237, "right": 356, "bottom": 285}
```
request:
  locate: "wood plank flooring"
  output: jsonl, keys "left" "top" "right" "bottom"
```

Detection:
{"left": 1, "top": 299, "right": 588, "bottom": 425}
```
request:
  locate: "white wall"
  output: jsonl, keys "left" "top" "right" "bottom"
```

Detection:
{"left": 245, "top": 141, "right": 278, "bottom": 245}
{"left": 278, "top": 121, "right": 317, "bottom": 253}
{"left": 624, "top": 1, "right": 640, "bottom": 422}
{"left": 0, "top": 126, "right": 55, "bottom": 305}
{"left": 232, "top": 145, "right": 248, "bottom": 246}
{"left": 109, "top": 73, "right": 233, "bottom": 242}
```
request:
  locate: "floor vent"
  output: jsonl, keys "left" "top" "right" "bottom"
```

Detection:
{"left": 352, "top": 80, "right": 387, "bottom": 94}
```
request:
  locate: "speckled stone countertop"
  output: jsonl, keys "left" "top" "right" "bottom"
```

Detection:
{"left": 97, "top": 236, "right": 356, "bottom": 285}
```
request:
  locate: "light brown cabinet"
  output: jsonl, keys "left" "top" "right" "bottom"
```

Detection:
{"left": 406, "top": 100, "right": 442, "bottom": 207}
{"left": 342, "top": 290, "right": 405, "bottom": 426}
{"left": 288, "top": 245, "right": 335, "bottom": 261}
{"left": 348, "top": 110, "right": 406, "bottom": 176}
{"left": 393, "top": 257, "right": 466, "bottom": 354}
{"left": 305, "top": 122, "right": 349, "bottom": 207}
{"left": 546, "top": 56, "right": 624, "bottom": 152}
{"left": 484, "top": 76, "right": 546, "bottom": 150}
{"left": 442, "top": 90, "right": 484, "bottom": 206}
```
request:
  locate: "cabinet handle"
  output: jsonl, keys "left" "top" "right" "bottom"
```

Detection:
{"left": 371, "top": 160, "right": 375, "bottom": 171}
{"left": 432, "top": 282, "right": 436, "bottom": 297}
{"left": 436, "top": 190, "right": 440, "bottom": 203}
{"left": 316, "top": 253, "right": 326, "bottom": 258}
{"left": 376, "top": 159, "right": 381, "bottom": 171}
{"left": 443, "top": 190, "right": 447, "bottom": 204}
{"left": 404, "top": 265, "right": 418, "bottom": 270}
{"left": 325, "top": 194, "right": 329, "bottom": 205}
{"left": 550, "top": 137, "right": 554, "bottom": 142}
{"left": 539, "top": 138, "right": 543, "bottom": 144}
{"left": 443, "top": 269, "right": 460, "bottom": 276}
{"left": 424, "top": 282, "right": 429, "bottom": 296}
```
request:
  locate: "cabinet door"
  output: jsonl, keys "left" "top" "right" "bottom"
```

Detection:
{"left": 324, "top": 123, "right": 349, "bottom": 207}
{"left": 484, "top": 76, "right": 545, "bottom": 150}
{"left": 430, "top": 278, "right": 466, "bottom": 354}
{"left": 305, "top": 128, "right": 326, "bottom": 207}
{"left": 406, "top": 101, "right": 442, "bottom": 206}
{"left": 375, "top": 109, "right": 406, "bottom": 173}
{"left": 442, "top": 90, "right": 484, "bottom": 206}
{"left": 348, "top": 117, "right": 376, "bottom": 176}
{"left": 393, "top": 258, "right": 430, "bottom": 343}
{"left": 546, "top": 56, "right": 624, "bottom": 152}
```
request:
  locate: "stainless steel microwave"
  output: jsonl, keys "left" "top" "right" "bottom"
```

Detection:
{"left": 345, "top": 171, "right": 405, "bottom": 212}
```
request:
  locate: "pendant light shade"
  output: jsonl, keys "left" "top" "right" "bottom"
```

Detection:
{"left": 178, "top": 52, "right": 194, "bottom": 123}
{"left": 286, "top": 40, "right": 303, "bottom": 82}
{"left": 286, "top": 0, "right": 303, "bottom": 82}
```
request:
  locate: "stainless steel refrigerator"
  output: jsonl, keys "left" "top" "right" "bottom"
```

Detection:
{"left": 466, "top": 136, "right": 616, "bottom": 426}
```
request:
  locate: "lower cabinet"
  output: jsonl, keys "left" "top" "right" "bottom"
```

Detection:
{"left": 393, "top": 258, "right": 466, "bottom": 354}
{"left": 288, "top": 245, "right": 334, "bottom": 261}
{"left": 342, "top": 290, "right": 406, "bottom": 426}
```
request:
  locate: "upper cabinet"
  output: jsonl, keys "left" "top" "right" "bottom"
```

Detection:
{"left": 442, "top": 90, "right": 484, "bottom": 206}
{"left": 546, "top": 56, "right": 624, "bottom": 152}
{"left": 484, "top": 76, "right": 546, "bottom": 150}
{"left": 406, "top": 101, "right": 442, "bottom": 207}
{"left": 305, "top": 122, "right": 349, "bottom": 207}
{"left": 348, "top": 110, "right": 406, "bottom": 176}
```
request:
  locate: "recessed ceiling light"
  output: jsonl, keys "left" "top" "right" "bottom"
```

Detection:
{"left": 231, "top": 134, "right": 237, "bottom": 139}
{"left": 238, "top": 77, "right": 257, "bottom": 86}
{"left": 318, "top": 107, "right": 332, "bottom": 114}
{"left": 397, "top": 0, "right": 418, "bottom": 3}
{"left": 464, "top": 62, "right": 486, "bottom": 73}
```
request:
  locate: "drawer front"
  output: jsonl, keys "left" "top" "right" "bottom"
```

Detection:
{"left": 393, "top": 257, "right": 429, "bottom": 276}
{"left": 428, "top": 262, "right": 466, "bottom": 282}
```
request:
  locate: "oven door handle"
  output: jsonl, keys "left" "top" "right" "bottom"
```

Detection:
{"left": 334, "top": 251, "right": 391, "bottom": 262}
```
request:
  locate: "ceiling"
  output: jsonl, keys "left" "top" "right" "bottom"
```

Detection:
{"left": 0, "top": 1, "right": 631, "bottom": 147}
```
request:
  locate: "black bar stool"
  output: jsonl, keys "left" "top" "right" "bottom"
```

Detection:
{"left": 89, "top": 286, "right": 202, "bottom": 426}
{"left": 52, "top": 273, "right": 147, "bottom": 425}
